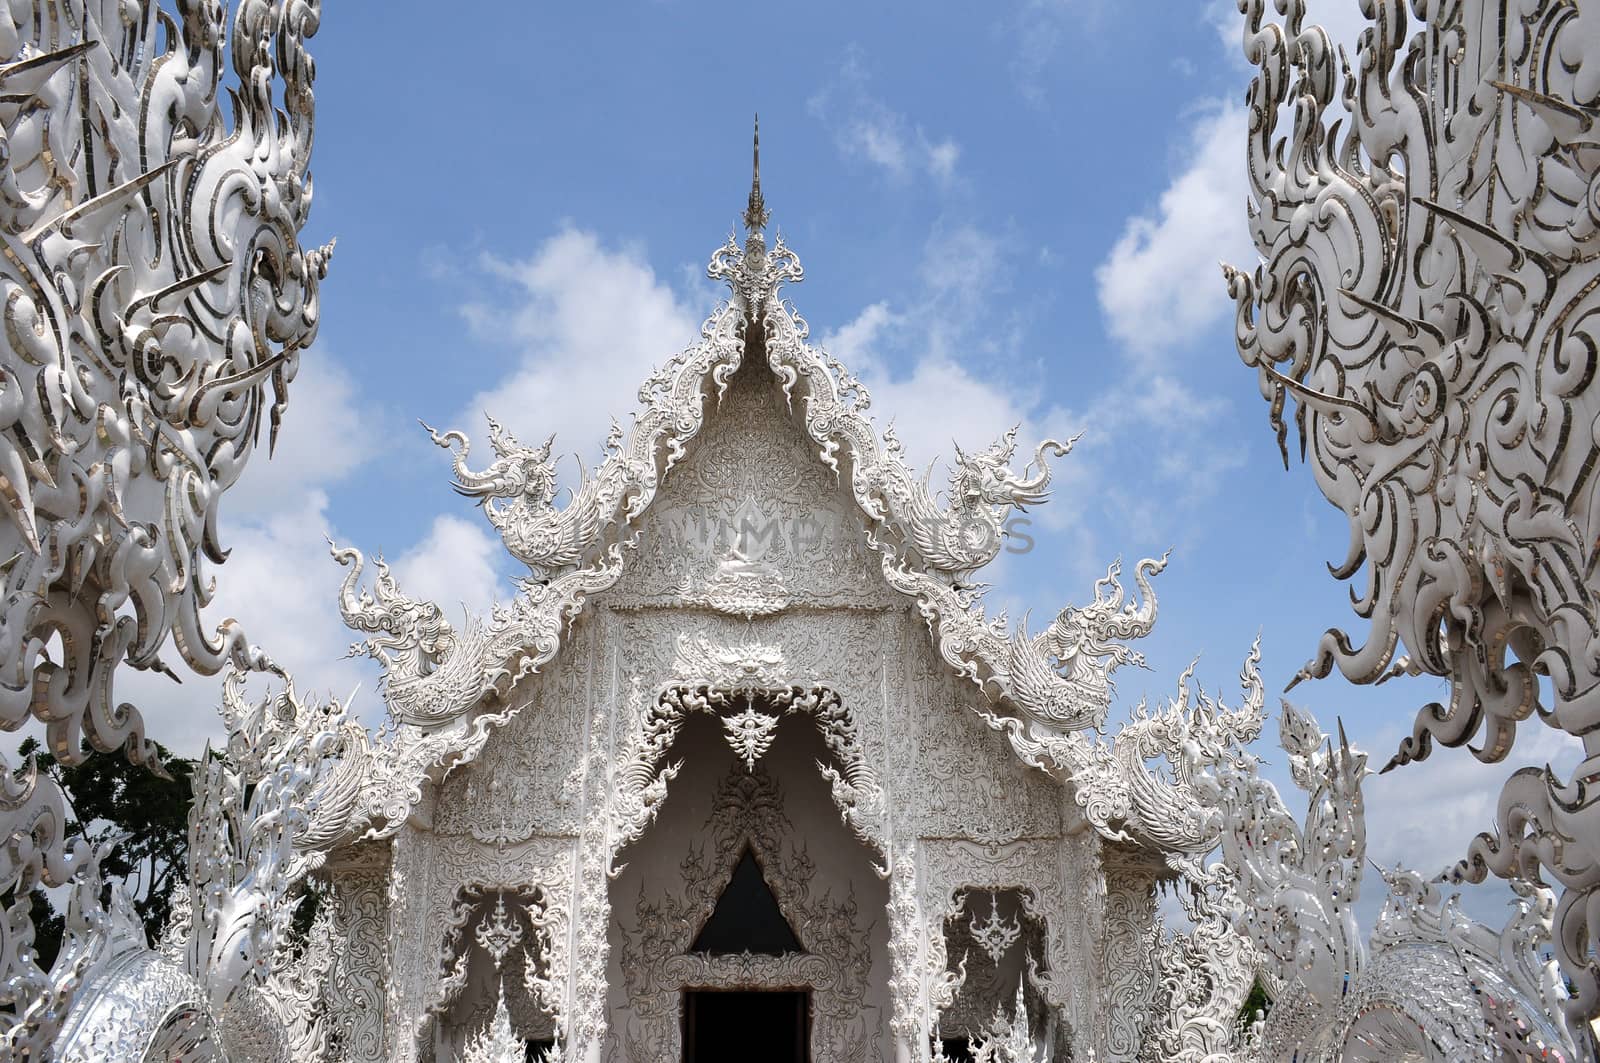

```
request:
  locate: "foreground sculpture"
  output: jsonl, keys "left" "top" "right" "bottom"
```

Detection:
{"left": 1223, "top": 0, "right": 1600, "bottom": 1022}
{"left": 1195, "top": 701, "right": 1582, "bottom": 1060}
{"left": 53, "top": 671, "right": 363, "bottom": 1059}
{"left": 0, "top": 0, "right": 327, "bottom": 1055}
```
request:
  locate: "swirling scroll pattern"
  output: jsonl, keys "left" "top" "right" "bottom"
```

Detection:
{"left": 1222, "top": 0, "right": 1600, "bottom": 1016}
{"left": 0, "top": 0, "right": 326, "bottom": 1051}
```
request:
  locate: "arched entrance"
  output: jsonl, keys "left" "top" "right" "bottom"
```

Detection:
{"left": 605, "top": 702, "right": 892, "bottom": 1061}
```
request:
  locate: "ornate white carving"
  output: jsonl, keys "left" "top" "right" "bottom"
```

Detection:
{"left": 603, "top": 670, "right": 890, "bottom": 878}
{"left": 1198, "top": 700, "right": 1584, "bottom": 1062}
{"left": 0, "top": 0, "right": 326, "bottom": 1046}
{"left": 966, "top": 892, "right": 1022, "bottom": 966}
{"left": 1061, "top": 637, "right": 1266, "bottom": 858}
{"left": 305, "top": 132, "right": 1371, "bottom": 1063}
{"left": 1052, "top": 639, "right": 1264, "bottom": 1062}
{"left": 473, "top": 894, "right": 525, "bottom": 971}
{"left": 384, "top": 833, "right": 572, "bottom": 1062}
{"left": 54, "top": 669, "right": 361, "bottom": 1060}
{"left": 424, "top": 415, "right": 611, "bottom": 583}
{"left": 670, "top": 631, "right": 791, "bottom": 690}
{"left": 259, "top": 901, "right": 335, "bottom": 1060}
{"left": 1092, "top": 846, "right": 1162, "bottom": 1062}
{"left": 324, "top": 848, "right": 390, "bottom": 1062}
{"left": 614, "top": 763, "right": 879, "bottom": 1062}
{"left": 1143, "top": 867, "right": 1256, "bottom": 1063}
{"left": 460, "top": 989, "right": 525, "bottom": 1063}
{"left": 920, "top": 840, "right": 1082, "bottom": 1047}
{"left": 325, "top": 162, "right": 1172, "bottom": 851}
{"left": 886, "top": 840, "right": 926, "bottom": 1049}
{"left": 1223, "top": 0, "right": 1600, "bottom": 1015}
{"left": 945, "top": 980, "right": 1045, "bottom": 1063}
{"left": 0, "top": 47, "right": 1354, "bottom": 1063}
{"left": 721, "top": 695, "right": 781, "bottom": 771}
{"left": 687, "top": 539, "right": 792, "bottom": 617}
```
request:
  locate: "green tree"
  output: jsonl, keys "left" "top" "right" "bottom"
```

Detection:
{"left": 13, "top": 738, "right": 195, "bottom": 968}
{"left": 1238, "top": 975, "right": 1271, "bottom": 1029}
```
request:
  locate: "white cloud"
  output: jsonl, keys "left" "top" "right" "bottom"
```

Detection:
{"left": 1008, "top": 0, "right": 1106, "bottom": 103}
{"left": 454, "top": 228, "right": 701, "bottom": 467}
{"left": 1095, "top": 101, "right": 1249, "bottom": 362}
{"left": 118, "top": 356, "right": 395, "bottom": 756}
{"left": 918, "top": 223, "right": 1006, "bottom": 329}
{"left": 120, "top": 489, "right": 377, "bottom": 757}
{"left": 808, "top": 47, "right": 962, "bottom": 184}
{"left": 1043, "top": 371, "right": 1246, "bottom": 549}
{"left": 393, "top": 515, "right": 506, "bottom": 619}
{"left": 817, "top": 212, "right": 1251, "bottom": 591}
{"left": 1363, "top": 721, "right": 1587, "bottom": 882}
{"left": 819, "top": 294, "right": 1090, "bottom": 622}
{"left": 927, "top": 140, "right": 961, "bottom": 182}
{"left": 1203, "top": 0, "right": 1245, "bottom": 58}
{"left": 227, "top": 356, "right": 378, "bottom": 518}
{"left": 820, "top": 301, "right": 1068, "bottom": 475}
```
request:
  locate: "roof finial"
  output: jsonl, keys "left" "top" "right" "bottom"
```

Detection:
{"left": 743, "top": 113, "right": 770, "bottom": 233}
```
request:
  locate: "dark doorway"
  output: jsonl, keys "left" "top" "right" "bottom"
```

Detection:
{"left": 682, "top": 989, "right": 809, "bottom": 1063}
{"left": 935, "top": 1037, "right": 975, "bottom": 1062}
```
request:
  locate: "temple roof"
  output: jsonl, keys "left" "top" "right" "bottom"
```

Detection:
{"left": 326, "top": 133, "right": 1184, "bottom": 844}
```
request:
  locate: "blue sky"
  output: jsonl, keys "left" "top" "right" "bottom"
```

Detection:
{"left": 126, "top": 0, "right": 1580, "bottom": 924}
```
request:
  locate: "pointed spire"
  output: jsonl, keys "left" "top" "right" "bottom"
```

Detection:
{"left": 743, "top": 114, "right": 770, "bottom": 233}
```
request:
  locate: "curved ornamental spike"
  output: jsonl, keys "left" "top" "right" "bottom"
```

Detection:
{"left": 1222, "top": 0, "right": 1600, "bottom": 1016}
{"left": 54, "top": 668, "right": 369, "bottom": 1060}
{"left": 0, "top": 0, "right": 327, "bottom": 1050}
{"left": 421, "top": 417, "right": 624, "bottom": 580}
{"left": 331, "top": 542, "right": 502, "bottom": 727}
{"left": 1192, "top": 701, "right": 1584, "bottom": 1061}
{"left": 886, "top": 427, "right": 1076, "bottom": 584}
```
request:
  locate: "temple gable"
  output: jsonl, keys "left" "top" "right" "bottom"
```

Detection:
{"left": 601, "top": 357, "right": 896, "bottom": 612}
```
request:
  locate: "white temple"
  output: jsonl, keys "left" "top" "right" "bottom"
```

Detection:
{"left": 316, "top": 133, "right": 1197, "bottom": 1063}
{"left": 5, "top": 3, "right": 1598, "bottom": 1060}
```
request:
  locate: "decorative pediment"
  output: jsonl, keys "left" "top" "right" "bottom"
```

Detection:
{"left": 327, "top": 135, "right": 1167, "bottom": 845}
{"left": 669, "top": 633, "right": 791, "bottom": 692}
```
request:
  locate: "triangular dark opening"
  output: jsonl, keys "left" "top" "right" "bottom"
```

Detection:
{"left": 691, "top": 846, "right": 803, "bottom": 955}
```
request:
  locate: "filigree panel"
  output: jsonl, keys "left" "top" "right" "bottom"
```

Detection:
{"left": 918, "top": 836, "right": 1099, "bottom": 1058}
{"left": 907, "top": 632, "right": 1063, "bottom": 844}
{"left": 324, "top": 848, "right": 390, "bottom": 1063}
{"left": 605, "top": 359, "right": 897, "bottom": 612}
{"left": 435, "top": 622, "right": 593, "bottom": 842}
{"left": 612, "top": 761, "right": 884, "bottom": 1062}
{"left": 384, "top": 829, "right": 574, "bottom": 1063}
{"left": 1095, "top": 847, "right": 1163, "bottom": 1063}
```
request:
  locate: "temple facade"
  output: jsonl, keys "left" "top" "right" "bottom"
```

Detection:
{"left": 316, "top": 149, "right": 1219, "bottom": 1063}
